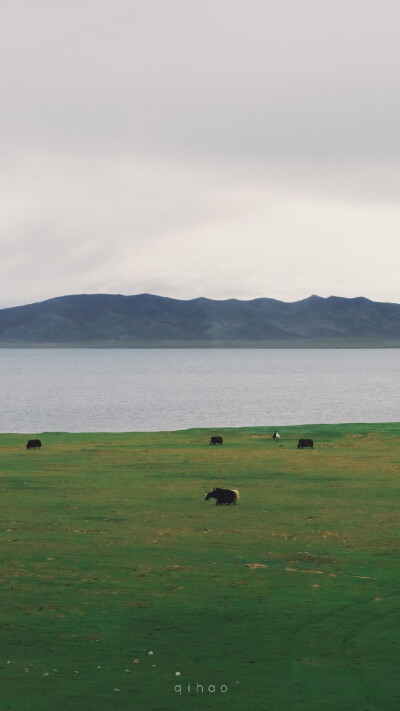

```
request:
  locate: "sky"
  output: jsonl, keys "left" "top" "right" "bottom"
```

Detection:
{"left": 1, "top": 0, "right": 400, "bottom": 308}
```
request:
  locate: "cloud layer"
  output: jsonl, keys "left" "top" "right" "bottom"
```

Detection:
{"left": 1, "top": 1, "right": 399, "bottom": 307}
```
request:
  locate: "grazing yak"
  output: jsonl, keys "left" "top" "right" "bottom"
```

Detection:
{"left": 209, "top": 436, "right": 223, "bottom": 445}
{"left": 205, "top": 488, "right": 239, "bottom": 505}
{"left": 297, "top": 438, "right": 313, "bottom": 449}
{"left": 26, "top": 439, "right": 42, "bottom": 450}
{"left": 272, "top": 432, "right": 280, "bottom": 440}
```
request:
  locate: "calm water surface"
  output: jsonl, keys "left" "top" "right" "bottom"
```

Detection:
{"left": 0, "top": 349, "right": 399, "bottom": 432}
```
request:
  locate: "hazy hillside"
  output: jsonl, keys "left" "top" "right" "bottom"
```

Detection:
{"left": 0, "top": 293, "right": 400, "bottom": 347}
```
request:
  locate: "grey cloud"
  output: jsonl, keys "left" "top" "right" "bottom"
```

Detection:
{"left": 1, "top": 1, "right": 400, "bottom": 308}
{"left": 1, "top": 0, "right": 399, "bottom": 160}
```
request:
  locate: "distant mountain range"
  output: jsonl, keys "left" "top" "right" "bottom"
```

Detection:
{"left": 0, "top": 293, "right": 400, "bottom": 347}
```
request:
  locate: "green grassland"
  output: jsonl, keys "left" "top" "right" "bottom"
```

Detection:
{"left": 0, "top": 424, "right": 399, "bottom": 711}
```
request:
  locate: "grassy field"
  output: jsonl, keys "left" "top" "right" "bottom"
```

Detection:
{"left": 0, "top": 423, "right": 399, "bottom": 711}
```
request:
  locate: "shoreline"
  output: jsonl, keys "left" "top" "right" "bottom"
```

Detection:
{"left": 3, "top": 421, "right": 399, "bottom": 436}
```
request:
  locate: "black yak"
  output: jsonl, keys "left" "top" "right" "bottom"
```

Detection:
{"left": 26, "top": 439, "right": 42, "bottom": 450}
{"left": 209, "top": 436, "right": 223, "bottom": 445}
{"left": 205, "top": 488, "right": 239, "bottom": 505}
{"left": 297, "top": 438, "right": 313, "bottom": 449}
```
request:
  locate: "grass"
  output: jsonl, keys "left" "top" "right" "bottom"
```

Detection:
{"left": 0, "top": 423, "right": 399, "bottom": 710}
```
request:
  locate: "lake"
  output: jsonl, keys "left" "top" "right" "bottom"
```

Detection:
{"left": 1, "top": 348, "right": 399, "bottom": 432}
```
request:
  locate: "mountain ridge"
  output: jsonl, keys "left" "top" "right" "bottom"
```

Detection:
{"left": 0, "top": 293, "right": 399, "bottom": 347}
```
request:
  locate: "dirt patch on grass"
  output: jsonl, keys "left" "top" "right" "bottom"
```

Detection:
{"left": 290, "top": 553, "right": 335, "bottom": 565}
{"left": 245, "top": 563, "right": 268, "bottom": 569}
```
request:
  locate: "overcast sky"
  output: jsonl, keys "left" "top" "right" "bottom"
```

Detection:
{"left": 1, "top": 0, "right": 400, "bottom": 308}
